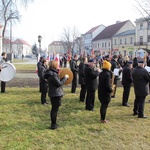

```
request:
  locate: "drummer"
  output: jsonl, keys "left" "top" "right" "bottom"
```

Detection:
{"left": 0, "top": 52, "right": 7, "bottom": 93}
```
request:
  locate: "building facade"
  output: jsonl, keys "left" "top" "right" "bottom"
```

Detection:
{"left": 92, "top": 20, "right": 135, "bottom": 56}
{"left": 83, "top": 24, "right": 105, "bottom": 54}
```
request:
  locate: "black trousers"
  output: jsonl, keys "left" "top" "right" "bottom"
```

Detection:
{"left": 122, "top": 84, "right": 131, "bottom": 105}
{"left": 133, "top": 95, "right": 146, "bottom": 117}
{"left": 85, "top": 90, "right": 95, "bottom": 110}
{"left": 71, "top": 72, "right": 77, "bottom": 93}
{"left": 1, "top": 81, "right": 6, "bottom": 93}
{"left": 41, "top": 92, "right": 47, "bottom": 104}
{"left": 79, "top": 84, "right": 86, "bottom": 102}
{"left": 50, "top": 97, "right": 62, "bottom": 125}
{"left": 100, "top": 102, "right": 109, "bottom": 120}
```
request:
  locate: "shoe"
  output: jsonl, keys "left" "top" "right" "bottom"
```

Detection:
{"left": 45, "top": 102, "right": 49, "bottom": 104}
{"left": 100, "top": 120, "right": 109, "bottom": 123}
{"left": 138, "top": 116, "right": 148, "bottom": 118}
{"left": 133, "top": 112, "right": 138, "bottom": 116}
{"left": 122, "top": 104, "right": 130, "bottom": 107}
{"left": 50, "top": 124, "right": 59, "bottom": 130}
{"left": 111, "top": 96, "right": 115, "bottom": 98}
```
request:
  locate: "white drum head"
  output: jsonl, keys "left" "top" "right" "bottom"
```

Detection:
{"left": 0, "top": 62, "right": 16, "bottom": 82}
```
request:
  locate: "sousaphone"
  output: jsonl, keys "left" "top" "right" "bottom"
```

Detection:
{"left": 59, "top": 68, "right": 73, "bottom": 85}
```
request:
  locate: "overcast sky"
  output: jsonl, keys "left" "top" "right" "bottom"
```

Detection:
{"left": 12, "top": 0, "right": 141, "bottom": 48}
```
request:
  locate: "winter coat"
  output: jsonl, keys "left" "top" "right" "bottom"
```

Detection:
{"left": 78, "top": 62, "right": 86, "bottom": 85}
{"left": 84, "top": 64, "right": 99, "bottom": 91}
{"left": 122, "top": 65, "right": 133, "bottom": 86}
{"left": 44, "top": 68, "right": 67, "bottom": 98}
{"left": 40, "top": 64, "right": 48, "bottom": 93}
{"left": 132, "top": 66, "right": 150, "bottom": 96}
{"left": 98, "top": 69, "right": 112, "bottom": 103}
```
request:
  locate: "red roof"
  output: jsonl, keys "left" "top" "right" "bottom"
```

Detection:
{"left": 12, "top": 39, "right": 31, "bottom": 46}
{"left": 93, "top": 20, "right": 129, "bottom": 41}
{"left": 49, "top": 41, "right": 63, "bottom": 46}
{"left": 85, "top": 25, "right": 101, "bottom": 34}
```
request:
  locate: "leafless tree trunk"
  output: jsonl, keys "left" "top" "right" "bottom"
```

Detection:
{"left": 61, "top": 26, "right": 80, "bottom": 56}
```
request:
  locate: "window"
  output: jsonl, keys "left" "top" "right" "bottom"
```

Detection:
{"left": 148, "top": 35, "right": 150, "bottom": 42}
{"left": 140, "top": 36, "right": 143, "bottom": 45}
{"left": 105, "top": 42, "right": 107, "bottom": 47}
{"left": 102, "top": 43, "right": 104, "bottom": 47}
{"left": 140, "top": 23, "right": 143, "bottom": 30}
{"left": 120, "top": 39, "right": 122, "bottom": 44}
{"left": 130, "top": 37, "right": 133, "bottom": 44}
{"left": 114, "top": 39, "right": 116, "bottom": 45}
{"left": 148, "top": 22, "right": 150, "bottom": 29}
{"left": 125, "top": 38, "right": 127, "bottom": 44}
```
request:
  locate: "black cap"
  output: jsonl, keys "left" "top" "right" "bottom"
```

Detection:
{"left": 104, "top": 55, "right": 109, "bottom": 59}
{"left": 88, "top": 59, "right": 95, "bottom": 63}
{"left": 113, "top": 55, "right": 118, "bottom": 59}
{"left": 138, "top": 60, "right": 144, "bottom": 63}
{"left": 127, "top": 61, "right": 133, "bottom": 64}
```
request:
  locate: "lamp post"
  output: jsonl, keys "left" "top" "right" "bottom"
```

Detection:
{"left": 38, "top": 35, "right": 42, "bottom": 57}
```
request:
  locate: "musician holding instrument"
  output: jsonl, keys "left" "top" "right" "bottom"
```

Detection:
{"left": 84, "top": 59, "right": 100, "bottom": 111}
{"left": 78, "top": 56, "right": 88, "bottom": 102}
{"left": 44, "top": 60, "right": 69, "bottom": 130}
{"left": 0, "top": 52, "right": 7, "bottom": 93}
{"left": 98, "top": 60, "right": 112, "bottom": 123}
{"left": 70, "top": 54, "right": 78, "bottom": 93}
{"left": 110, "top": 55, "right": 122, "bottom": 98}
{"left": 132, "top": 60, "right": 150, "bottom": 118}
{"left": 121, "top": 61, "right": 133, "bottom": 107}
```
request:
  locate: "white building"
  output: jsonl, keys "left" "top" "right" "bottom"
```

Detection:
{"left": 0, "top": 25, "right": 2, "bottom": 54}
{"left": 83, "top": 24, "right": 105, "bottom": 54}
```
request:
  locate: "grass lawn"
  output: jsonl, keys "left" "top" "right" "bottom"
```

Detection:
{"left": 0, "top": 87, "right": 150, "bottom": 150}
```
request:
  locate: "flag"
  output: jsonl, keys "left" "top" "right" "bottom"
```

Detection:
{"left": 54, "top": 53, "right": 60, "bottom": 71}
{"left": 91, "top": 48, "right": 94, "bottom": 55}
{"left": 68, "top": 49, "right": 71, "bottom": 61}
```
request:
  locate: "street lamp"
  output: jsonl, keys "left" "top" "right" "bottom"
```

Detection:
{"left": 38, "top": 35, "right": 42, "bottom": 56}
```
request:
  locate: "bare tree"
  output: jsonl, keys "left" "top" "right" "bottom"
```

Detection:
{"left": 61, "top": 26, "right": 80, "bottom": 56}
{"left": 74, "top": 35, "right": 84, "bottom": 55}
{"left": 0, "top": 0, "right": 33, "bottom": 39}
{"left": 135, "top": 0, "right": 150, "bottom": 18}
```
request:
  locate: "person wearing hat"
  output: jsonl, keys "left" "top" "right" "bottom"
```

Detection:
{"left": 132, "top": 60, "right": 150, "bottom": 118}
{"left": 98, "top": 60, "right": 112, "bottom": 123}
{"left": 37, "top": 56, "right": 44, "bottom": 92}
{"left": 84, "top": 59, "right": 100, "bottom": 111}
{"left": 121, "top": 61, "right": 133, "bottom": 107}
{"left": 110, "top": 55, "right": 122, "bottom": 98}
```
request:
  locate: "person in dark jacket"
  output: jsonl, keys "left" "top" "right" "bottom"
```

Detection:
{"left": 44, "top": 60, "right": 69, "bottom": 130}
{"left": 133, "top": 57, "right": 138, "bottom": 68}
{"left": 70, "top": 54, "right": 78, "bottom": 93}
{"left": 78, "top": 57, "right": 88, "bottom": 102}
{"left": 0, "top": 52, "right": 7, "bottom": 93}
{"left": 132, "top": 60, "right": 150, "bottom": 118}
{"left": 110, "top": 55, "right": 122, "bottom": 98}
{"left": 121, "top": 61, "right": 133, "bottom": 107}
{"left": 84, "top": 59, "right": 100, "bottom": 111}
{"left": 39, "top": 58, "right": 48, "bottom": 105}
{"left": 37, "top": 57, "right": 43, "bottom": 92}
{"left": 98, "top": 60, "right": 112, "bottom": 123}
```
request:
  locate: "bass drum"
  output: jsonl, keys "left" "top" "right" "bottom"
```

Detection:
{"left": 0, "top": 62, "right": 16, "bottom": 82}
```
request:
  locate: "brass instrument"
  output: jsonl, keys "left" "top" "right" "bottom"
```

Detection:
{"left": 59, "top": 68, "right": 73, "bottom": 85}
{"left": 111, "top": 73, "right": 116, "bottom": 97}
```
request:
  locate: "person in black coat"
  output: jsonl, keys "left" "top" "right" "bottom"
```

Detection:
{"left": 39, "top": 58, "right": 48, "bottom": 105}
{"left": 121, "top": 61, "right": 133, "bottom": 107}
{"left": 70, "top": 54, "right": 78, "bottom": 93}
{"left": 78, "top": 57, "right": 88, "bottom": 102}
{"left": 132, "top": 60, "right": 150, "bottom": 118}
{"left": 84, "top": 59, "right": 100, "bottom": 111}
{"left": 110, "top": 55, "right": 122, "bottom": 98}
{"left": 98, "top": 60, "right": 112, "bottom": 123}
{"left": 0, "top": 52, "right": 7, "bottom": 93}
{"left": 44, "top": 60, "right": 69, "bottom": 129}
{"left": 37, "top": 57, "right": 43, "bottom": 92}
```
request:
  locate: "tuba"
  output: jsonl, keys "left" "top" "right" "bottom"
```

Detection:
{"left": 59, "top": 68, "right": 73, "bottom": 85}
{"left": 111, "top": 72, "right": 116, "bottom": 97}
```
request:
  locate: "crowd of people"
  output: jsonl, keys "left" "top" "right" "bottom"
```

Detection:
{"left": 37, "top": 52, "right": 150, "bottom": 130}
